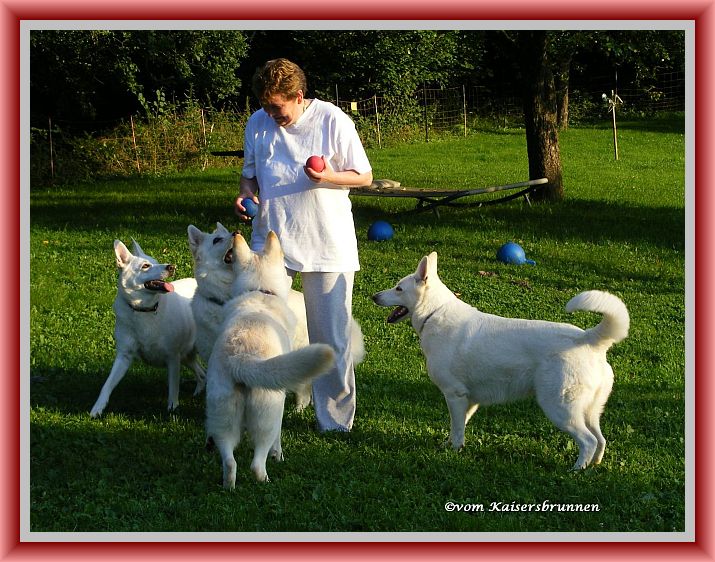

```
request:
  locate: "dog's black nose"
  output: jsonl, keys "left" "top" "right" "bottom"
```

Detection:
{"left": 166, "top": 264, "right": 176, "bottom": 275}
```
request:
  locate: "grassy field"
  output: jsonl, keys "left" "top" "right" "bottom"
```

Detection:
{"left": 28, "top": 115, "right": 687, "bottom": 536}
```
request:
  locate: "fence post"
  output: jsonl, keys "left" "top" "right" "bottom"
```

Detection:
{"left": 48, "top": 117, "right": 55, "bottom": 181}
{"left": 611, "top": 90, "right": 620, "bottom": 161}
{"left": 423, "top": 83, "right": 429, "bottom": 143}
{"left": 130, "top": 115, "right": 141, "bottom": 173}
{"left": 200, "top": 108, "right": 208, "bottom": 170}
{"left": 374, "top": 95, "right": 382, "bottom": 149}
{"left": 613, "top": 70, "right": 621, "bottom": 161}
{"left": 462, "top": 84, "right": 467, "bottom": 137}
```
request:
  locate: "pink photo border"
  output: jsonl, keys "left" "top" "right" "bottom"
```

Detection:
{"left": 4, "top": 0, "right": 711, "bottom": 559}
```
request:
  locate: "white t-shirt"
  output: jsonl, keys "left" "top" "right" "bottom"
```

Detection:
{"left": 242, "top": 99, "right": 372, "bottom": 272}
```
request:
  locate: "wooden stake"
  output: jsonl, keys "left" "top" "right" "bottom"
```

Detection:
{"left": 48, "top": 117, "right": 55, "bottom": 181}
{"left": 462, "top": 84, "right": 467, "bottom": 137}
{"left": 374, "top": 95, "right": 382, "bottom": 149}
{"left": 611, "top": 90, "right": 619, "bottom": 161}
{"left": 130, "top": 116, "right": 141, "bottom": 173}
{"left": 423, "top": 83, "right": 429, "bottom": 143}
{"left": 200, "top": 108, "right": 208, "bottom": 170}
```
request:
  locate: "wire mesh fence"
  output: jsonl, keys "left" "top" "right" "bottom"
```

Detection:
{"left": 30, "top": 71, "right": 684, "bottom": 185}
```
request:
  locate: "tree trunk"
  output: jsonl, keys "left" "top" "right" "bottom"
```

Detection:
{"left": 518, "top": 31, "right": 564, "bottom": 202}
{"left": 554, "top": 55, "right": 572, "bottom": 130}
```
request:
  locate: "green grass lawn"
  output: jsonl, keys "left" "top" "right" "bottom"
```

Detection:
{"left": 28, "top": 116, "right": 687, "bottom": 535}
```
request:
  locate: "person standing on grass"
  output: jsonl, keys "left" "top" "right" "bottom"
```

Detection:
{"left": 235, "top": 58, "right": 373, "bottom": 433}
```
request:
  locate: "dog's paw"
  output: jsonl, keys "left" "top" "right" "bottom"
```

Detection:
{"left": 439, "top": 438, "right": 464, "bottom": 452}
{"left": 89, "top": 404, "right": 105, "bottom": 418}
{"left": 448, "top": 438, "right": 465, "bottom": 452}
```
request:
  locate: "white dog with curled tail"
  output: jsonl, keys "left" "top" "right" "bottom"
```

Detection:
{"left": 373, "top": 251, "right": 629, "bottom": 470}
{"left": 205, "top": 231, "right": 335, "bottom": 489}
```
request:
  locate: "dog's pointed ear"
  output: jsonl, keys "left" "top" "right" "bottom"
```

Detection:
{"left": 427, "top": 252, "right": 438, "bottom": 275}
{"left": 187, "top": 225, "right": 203, "bottom": 256}
{"left": 416, "top": 252, "right": 438, "bottom": 284}
{"left": 416, "top": 256, "right": 430, "bottom": 284}
{"left": 130, "top": 238, "right": 146, "bottom": 257}
{"left": 114, "top": 240, "right": 133, "bottom": 268}
{"left": 216, "top": 222, "right": 229, "bottom": 234}
{"left": 263, "top": 231, "right": 284, "bottom": 263}
{"left": 232, "top": 232, "right": 253, "bottom": 268}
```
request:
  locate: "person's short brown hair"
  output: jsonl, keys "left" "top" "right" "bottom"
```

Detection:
{"left": 252, "top": 58, "right": 307, "bottom": 105}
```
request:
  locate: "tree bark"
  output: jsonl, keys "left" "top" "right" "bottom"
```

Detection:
{"left": 518, "top": 31, "right": 564, "bottom": 202}
{"left": 554, "top": 55, "right": 572, "bottom": 130}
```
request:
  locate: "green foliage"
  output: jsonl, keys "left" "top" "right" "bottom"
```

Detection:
{"left": 30, "top": 30, "right": 249, "bottom": 123}
{"left": 295, "top": 31, "right": 468, "bottom": 101}
{"left": 30, "top": 29, "right": 685, "bottom": 132}
{"left": 30, "top": 103, "right": 251, "bottom": 184}
{"left": 591, "top": 30, "right": 685, "bottom": 83}
{"left": 28, "top": 118, "right": 686, "bottom": 534}
{"left": 292, "top": 30, "right": 472, "bottom": 134}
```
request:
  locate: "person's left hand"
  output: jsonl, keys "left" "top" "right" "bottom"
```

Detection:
{"left": 304, "top": 157, "right": 333, "bottom": 183}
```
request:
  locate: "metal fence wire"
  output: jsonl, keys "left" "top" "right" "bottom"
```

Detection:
{"left": 30, "top": 70, "right": 684, "bottom": 183}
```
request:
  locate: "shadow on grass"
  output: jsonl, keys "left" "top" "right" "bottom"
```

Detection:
{"left": 576, "top": 113, "right": 685, "bottom": 135}
{"left": 30, "top": 173, "right": 242, "bottom": 236}
{"left": 30, "top": 171, "right": 684, "bottom": 252}
{"left": 30, "top": 364, "right": 206, "bottom": 422}
{"left": 353, "top": 196, "right": 684, "bottom": 252}
{"left": 29, "top": 357, "right": 684, "bottom": 533}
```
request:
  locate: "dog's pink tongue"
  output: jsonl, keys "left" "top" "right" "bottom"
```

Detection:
{"left": 387, "top": 306, "right": 408, "bottom": 323}
{"left": 145, "top": 279, "right": 175, "bottom": 292}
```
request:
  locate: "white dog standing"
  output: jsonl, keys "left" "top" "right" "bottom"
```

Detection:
{"left": 90, "top": 239, "right": 206, "bottom": 417}
{"left": 373, "top": 252, "right": 630, "bottom": 470}
{"left": 206, "top": 231, "right": 335, "bottom": 489}
{"left": 187, "top": 223, "right": 240, "bottom": 363}
{"left": 188, "top": 222, "right": 364, "bottom": 410}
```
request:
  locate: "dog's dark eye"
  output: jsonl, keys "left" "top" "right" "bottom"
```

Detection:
{"left": 212, "top": 237, "right": 223, "bottom": 245}
{"left": 141, "top": 263, "right": 151, "bottom": 270}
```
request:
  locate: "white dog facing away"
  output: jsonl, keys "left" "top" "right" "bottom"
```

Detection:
{"left": 373, "top": 252, "right": 630, "bottom": 470}
{"left": 90, "top": 239, "right": 206, "bottom": 418}
{"left": 205, "top": 231, "right": 336, "bottom": 489}
{"left": 188, "top": 222, "right": 364, "bottom": 410}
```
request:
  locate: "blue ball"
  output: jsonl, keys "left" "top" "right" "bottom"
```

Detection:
{"left": 497, "top": 242, "right": 536, "bottom": 265}
{"left": 367, "top": 220, "right": 394, "bottom": 241}
{"left": 242, "top": 199, "right": 258, "bottom": 218}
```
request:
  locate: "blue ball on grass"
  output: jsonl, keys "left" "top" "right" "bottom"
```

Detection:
{"left": 496, "top": 241, "right": 536, "bottom": 266}
{"left": 367, "top": 220, "right": 395, "bottom": 241}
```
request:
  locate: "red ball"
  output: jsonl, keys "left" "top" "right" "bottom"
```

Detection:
{"left": 306, "top": 155, "right": 325, "bottom": 172}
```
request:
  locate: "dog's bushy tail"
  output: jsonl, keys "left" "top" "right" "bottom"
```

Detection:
{"left": 566, "top": 291, "right": 630, "bottom": 348}
{"left": 231, "top": 344, "right": 335, "bottom": 391}
{"left": 350, "top": 319, "right": 366, "bottom": 366}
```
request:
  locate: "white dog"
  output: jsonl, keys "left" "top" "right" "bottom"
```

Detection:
{"left": 187, "top": 223, "right": 262, "bottom": 362}
{"left": 206, "top": 231, "right": 336, "bottom": 489}
{"left": 90, "top": 239, "right": 206, "bottom": 417}
{"left": 373, "top": 252, "right": 630, "bottom": 470}
{"left": 188, "top": 222, "right": 364, "bottom": 409}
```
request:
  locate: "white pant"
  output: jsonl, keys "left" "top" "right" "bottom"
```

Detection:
{"left": 290, "top": 270, "right": 356, "bottom": 432}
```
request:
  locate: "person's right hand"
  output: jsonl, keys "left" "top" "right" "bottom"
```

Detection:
{"left": 235, "top": 194, "right": 259, "bottom": 221}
